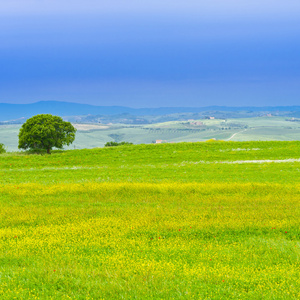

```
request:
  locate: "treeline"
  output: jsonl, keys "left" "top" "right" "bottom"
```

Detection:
{"left": 104, "top": 141, "right": 133, "bottom": 147}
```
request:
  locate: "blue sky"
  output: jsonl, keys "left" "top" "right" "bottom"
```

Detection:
{"left": 1, "top": 0, "right": 300, "bottom": 107}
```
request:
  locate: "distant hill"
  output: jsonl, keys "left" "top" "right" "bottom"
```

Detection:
{"left": 1, "top": 101, "right": 300, "bottom": 122}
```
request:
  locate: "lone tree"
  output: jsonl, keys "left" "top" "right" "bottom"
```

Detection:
{"left": 18, "top": 114, "right": 76, "bottom": 154}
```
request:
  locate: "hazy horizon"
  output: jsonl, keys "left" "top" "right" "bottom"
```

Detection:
{"left": 2, "top": 100, "right": 300, "bottom": 110}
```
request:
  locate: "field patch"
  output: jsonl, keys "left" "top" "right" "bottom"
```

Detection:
{"left": 73, "top": 124, "right": 109, "bottom": 131}
{"left": 0, "top": 182, "right": 299, "bottom": 299}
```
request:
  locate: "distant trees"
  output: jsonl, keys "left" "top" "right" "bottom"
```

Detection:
{"left": 18, "top": 114, "right": 76, "bottom": 154}
{"left": 105, "top": 141, "right": 133, "bottom": 147}
{"left": 0, "top": 143, "right": 6, "bottom": 154}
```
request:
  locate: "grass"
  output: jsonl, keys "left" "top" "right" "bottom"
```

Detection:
{"left": 0, "top": 141, "right": 300, "bottom": 299}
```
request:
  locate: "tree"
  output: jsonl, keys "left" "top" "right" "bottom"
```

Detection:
{"left": 0, "top": 143, "right": 6, "bottom": 154}
{"left": 18, "top": 114, "right": 76, "bottom": 154}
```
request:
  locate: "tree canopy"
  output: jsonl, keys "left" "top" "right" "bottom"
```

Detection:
{"left": 18, "top": 114, "right": 76, "bottom": 154}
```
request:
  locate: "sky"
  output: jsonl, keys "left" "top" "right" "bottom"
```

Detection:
{"left": 0, "top": 0, "right": 300, "bottom": 107}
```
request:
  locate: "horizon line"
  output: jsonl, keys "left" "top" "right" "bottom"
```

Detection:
{"left": 1, "top": 100, "right": 300, "bottom": 109}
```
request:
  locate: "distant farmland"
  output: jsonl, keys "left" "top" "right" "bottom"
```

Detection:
{"left": 1, "top": 116, "right": 300, "bottom": 152}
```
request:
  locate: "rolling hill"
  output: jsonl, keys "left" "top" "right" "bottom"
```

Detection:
{"left": 1, "top": 101, "right": 300, "bottom": 122}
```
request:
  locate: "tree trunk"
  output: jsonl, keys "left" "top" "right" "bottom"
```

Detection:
{"left": 47, "top": 148, "right": 51, "bottom": 154}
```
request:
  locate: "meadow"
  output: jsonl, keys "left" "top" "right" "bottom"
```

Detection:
{"left": 0, "top": 141, "right": 299, "bottom": 299}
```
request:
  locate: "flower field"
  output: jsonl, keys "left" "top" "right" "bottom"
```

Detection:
{"left": 0, "top": 141, "right": 299, "bottom": 299}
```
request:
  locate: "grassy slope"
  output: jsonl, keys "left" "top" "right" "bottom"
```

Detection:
{"left": 1, "top": 141, "right": 300, "bottom": 185}
{"left": 0, "top": 141, "right": 300, "bottom": 299}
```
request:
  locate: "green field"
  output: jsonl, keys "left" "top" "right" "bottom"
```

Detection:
{"left": 1, "top": 116, "right": 300, "bottom": 152}
{"left": 0, "top": 141, "right": 300, "bottom": 299}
